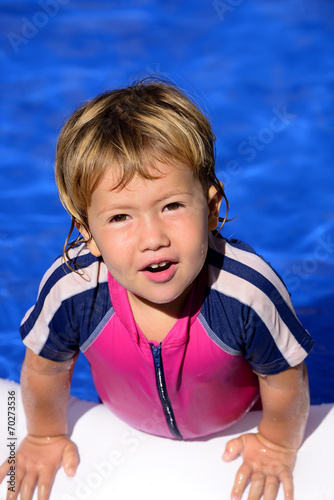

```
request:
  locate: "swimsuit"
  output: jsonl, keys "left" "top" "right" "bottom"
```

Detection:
{"left": 20, "top": 234, "right": 314, "bottom": 439}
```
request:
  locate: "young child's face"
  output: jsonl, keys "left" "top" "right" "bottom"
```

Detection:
{"left": 82, "top": 159, "right": 220, "bottom": 312}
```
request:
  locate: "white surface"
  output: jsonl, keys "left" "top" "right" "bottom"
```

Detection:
{"left": 0, "top": 378, "right": 333, "bottom": 500}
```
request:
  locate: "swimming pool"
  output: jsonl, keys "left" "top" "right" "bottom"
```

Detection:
{"left": 1, "top": 0, "right": 333, "bottom": 404}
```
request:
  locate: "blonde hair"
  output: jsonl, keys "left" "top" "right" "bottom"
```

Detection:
{"left": 55, "top": 77, "right": 229, "bottom": 264}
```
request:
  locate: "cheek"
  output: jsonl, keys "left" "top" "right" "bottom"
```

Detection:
{"left": 102, "top": 227, "right": 135, "bottom": 250}
{"left": 182, "top": 218, "right": 208, "bottom": 257}
{"left": 195, "top": 218, "right": 210, "bottom": 257}
{"left": 125, "top": 228, "right": 136, "bottom": 245}
{"left": 102, "top": 231, "right": 136, "bottom": 268}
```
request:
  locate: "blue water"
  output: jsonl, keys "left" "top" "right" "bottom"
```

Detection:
{"left": 0, "top": 1, "right": 333, "bottom": 404}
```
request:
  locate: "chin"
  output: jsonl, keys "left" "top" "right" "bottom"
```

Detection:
{"left": 139, "top": 284, "right": 192, "bottom": 306}
{"left": 138, "top": 294, "right": 182, "bottom": 305}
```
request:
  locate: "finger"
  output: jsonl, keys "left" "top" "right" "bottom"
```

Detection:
{"left": 0, "top": 458, "right": 15, "bottom": 484}
{"left": 0, "top": 458, "right": 12, "bottom": 483}
{"left": 6, "top": 463, "right": 26, "bottom": 500}
{"left": 247, "top": 471, "right": 265, "bottom": 500}
{"left": 279, "top": 468, "right": 294, "bottom": 500}
{"left": 62, "top": 442, "right": 80, "bottom": 477}
{"left": 262, "top": 475, "right": 279, "bottom": 500}
{"left": 19, "top": 475, "right": 38, "bottom": 500}
{"left": 231, "top": 462, "right": 252, "bottom": 500}
{"left": 5, "top": 473, "right": 19, "bottom": 500}
{"left": 37, "top": 473, "right": 57, "bottom": 500}
{"left": 223, "top": 437, "right": 245, "bottom": 462}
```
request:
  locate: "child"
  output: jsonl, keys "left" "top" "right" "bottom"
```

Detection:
{"left": 0, "top": 77, "right": 314, "bottom": 500}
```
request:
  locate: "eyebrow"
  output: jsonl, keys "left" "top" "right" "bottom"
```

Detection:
{"left": 156, "top": 189, "right": 193, "bottom": 203}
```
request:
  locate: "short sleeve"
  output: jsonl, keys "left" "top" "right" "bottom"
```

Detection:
{"left": 206, "top": 236, "right": 315, "bottom": 375}
{"left": 241, "top": 298, "right": 314, "bottom": 375}
{"left": 20, "top": 244, "right": 109, "bottom": 361}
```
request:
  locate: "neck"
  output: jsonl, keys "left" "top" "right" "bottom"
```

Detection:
{"left": 127, "top": 283, "right": 193, "bottom": 320}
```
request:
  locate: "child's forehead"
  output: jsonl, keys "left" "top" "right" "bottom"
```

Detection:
{"left": 99, "top": 158, "right": 198, "bottom": 193}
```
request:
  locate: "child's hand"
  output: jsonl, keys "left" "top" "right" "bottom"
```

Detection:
{"left": 222, "top": 432, "right": 297, "bottom": 500}
{"left": 0, "top": 434, "right": 79, "bottom": 500}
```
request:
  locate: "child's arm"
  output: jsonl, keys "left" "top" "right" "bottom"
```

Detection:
{"left": 223, "top": 362, "right": 309, "bottom": 500}
{"left": 0, "top": 347, "right": 80, "bottom": 500}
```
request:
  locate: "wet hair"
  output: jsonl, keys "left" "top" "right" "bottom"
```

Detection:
{"left": 55, "top": 76, "right": 229, "bottom": 264}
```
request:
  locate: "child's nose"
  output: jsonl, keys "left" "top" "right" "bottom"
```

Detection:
{"left": 138, "top": 216, "right": 170, "bottom": 252}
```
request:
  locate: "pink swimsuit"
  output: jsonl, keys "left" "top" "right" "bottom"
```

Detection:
{"left": 21, "top": 236, "right": 314, "bottom": 440}
{"left": 84, "top": 270, "right": 259, "bottom": 439}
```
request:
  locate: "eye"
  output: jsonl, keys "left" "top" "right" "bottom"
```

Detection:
{"left": 109, "top": 214, "right": 129, "bottom": 223}
{"left": 164, "top": 202, "right": 183, "bottom": 211}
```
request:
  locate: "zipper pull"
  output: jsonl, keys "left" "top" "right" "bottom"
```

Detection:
{"left": 150, "top": 343, "right": 161, "bottom": 368}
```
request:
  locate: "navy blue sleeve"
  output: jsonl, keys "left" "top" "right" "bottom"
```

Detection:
{"left": 20, "top": 245, "right": 110, "bottom": 361}
{"left": 204, "top": 236, "right": 315, "bottom": 374}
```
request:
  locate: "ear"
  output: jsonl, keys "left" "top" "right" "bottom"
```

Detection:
{"left": 207, "top": 184, "right": 223, "bottom": 231}
{"left": 75, "top": 222, "right": 102, "bottom": 258}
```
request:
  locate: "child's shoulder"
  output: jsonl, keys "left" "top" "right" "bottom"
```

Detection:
{"left": 40, "top": 243, "right": 108, "bottom": 293}
{"left": 20, "top": 243, "right": 110, "bottom": 360}
{"left": 207, "top": 233, "right": 289, "bottom": 306}
{"left": 208, "top": 233, "right": 275, "bottom": 273}
{"left": 208, "top": 235, "right": 259, "bottom": 263}
{"left": 21, "top": 244, "right": 109, "bottom": 333}
{"left": 204, "top": 234, "right": 314, "bottom": 374}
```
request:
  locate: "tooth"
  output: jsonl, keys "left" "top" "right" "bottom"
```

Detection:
{"left": 150, "top": 264, "right": 159, "bottom": 269}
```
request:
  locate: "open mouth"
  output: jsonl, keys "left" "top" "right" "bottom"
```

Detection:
{"left": 145, "top": 261, "right": 173, "bottom": 273}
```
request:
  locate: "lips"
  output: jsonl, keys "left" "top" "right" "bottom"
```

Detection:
{"left": 140, "top": 259, "right": 178, "bottom": 283}
{"left": 140, "top": 258, "right": 177, "bottom": 271}
{"left": 145, "top": 261, "right": 172, "bottom": 273}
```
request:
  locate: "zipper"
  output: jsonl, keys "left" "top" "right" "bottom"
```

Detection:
{"left": 150, "top": 343, "right": 182, "bottom": 439}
